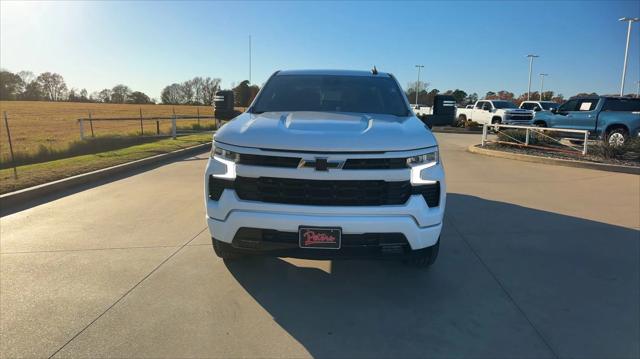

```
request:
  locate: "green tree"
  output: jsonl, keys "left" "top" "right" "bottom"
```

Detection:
{"left": 233, "top": 80, "right": 260, "bottom": 107}
{"left": 36, "top": 72, "right": 68, "bottom": 101}
{"left": 0, "top": 70, "right": 23, "bottom": 100}
{"left": 128, "top": 91, "right": 152, "bottom": 104}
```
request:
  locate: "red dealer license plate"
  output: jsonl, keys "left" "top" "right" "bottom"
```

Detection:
{"left": 299, "top": 227, "right": 341, "bottom": 249}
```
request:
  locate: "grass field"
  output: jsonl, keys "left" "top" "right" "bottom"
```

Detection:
{"left": 0, "top": 101, "right": 216, "bottom": 163}
{"left": 0, "top": 134, "right": 211, "bottom": 194}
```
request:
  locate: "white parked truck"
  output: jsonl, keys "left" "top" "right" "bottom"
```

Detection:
{"left": 456, "top": 100, "right": 534, "bottom": 125}
{"left": 205, "top": 69, "right": 445, "bottom": 267}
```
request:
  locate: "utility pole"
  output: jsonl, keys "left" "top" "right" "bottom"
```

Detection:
{"left": 539, "top": 73, "right": 548, "bottom": 101}
{"left": 414, "top": 65, "right": 424, "bottom": 106}
{"left": 618, "top": 17, "right": 639, "bottom": 96}
{"left": 249, "top": 35, "right": 252, "bottom": 84}
{"left": 637, "top": 80, "right": 640, "bottom": 98}
{"left": 526, "top": 54, "right": 539, "bottom": 100}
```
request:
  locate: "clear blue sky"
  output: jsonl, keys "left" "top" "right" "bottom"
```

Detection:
{"left": 1, "top": 0, "right": 638, "bottom": 100}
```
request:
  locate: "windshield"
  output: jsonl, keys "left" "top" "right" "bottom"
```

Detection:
{"left": 251, "top": 75, "right": 409, "bottom": 116}
{"left": 541, "top": 102, "right": 560, "bottom": 110}
{"left": 492, "top": 101, "right": 518, "bottom": 109}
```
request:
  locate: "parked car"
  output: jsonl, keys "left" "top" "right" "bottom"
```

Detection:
{"left": 531, "top": 96, "right": 640, "bottom": 145}
{"left": 456, "top": 100, "right": 534, "bottom": 125}
{"left": 205, "top": 69, "right": 445, "bottom": 267}
{"left": 519, "top": 100, "right": 560, "bottom": 113}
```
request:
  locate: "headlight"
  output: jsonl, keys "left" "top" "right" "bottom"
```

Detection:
{"left": 409, "top": 148, "right": 439, "bottom": 185}
{"left": 407, "top": 149, "right": 438, "bottom": 166}
{"left": 210, "top": 143, "right": 237, "bottom": 179}
{"left": 211, "top": 144, "right": 239, "bottom": 162}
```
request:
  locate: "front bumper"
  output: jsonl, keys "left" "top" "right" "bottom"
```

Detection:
{"left": 206, "top": 190, "right": 444, "bottom": 251}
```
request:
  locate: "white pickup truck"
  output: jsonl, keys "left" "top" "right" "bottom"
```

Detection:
{"left": 456, "top": 100, "right": 534, "bottom": 125}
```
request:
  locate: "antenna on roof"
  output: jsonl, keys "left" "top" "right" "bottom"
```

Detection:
{"left": 371, "top": 66, "right": 378, "bottom": 75}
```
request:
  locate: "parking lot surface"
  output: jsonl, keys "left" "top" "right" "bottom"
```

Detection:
{"left": 1, "top": 133, "right": 638, "bottom": 358}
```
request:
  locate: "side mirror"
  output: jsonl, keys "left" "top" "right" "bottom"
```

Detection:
{"left": 550, "top": 108, "right": 557, "bottom": 114}
{"left": 534, "top": 107, "right": 541, "bottom": 112}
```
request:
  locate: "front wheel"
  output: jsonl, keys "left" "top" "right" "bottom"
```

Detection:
{"left": 491, "top": 118, "right": 502, "bottom": 133}
{"left": 606, "top": 128, "right": 628, "bottom": 146}
{"left": 404, "top": 239, "right": 439, "bottom": 268}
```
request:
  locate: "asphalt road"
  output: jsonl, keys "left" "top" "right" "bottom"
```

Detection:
{"left": 1, "top": 133, "right": 638, "bottom": 358}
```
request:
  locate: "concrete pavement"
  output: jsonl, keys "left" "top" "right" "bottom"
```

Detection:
{"left": 1, "top": 133, "right": 638, "bottom": 358}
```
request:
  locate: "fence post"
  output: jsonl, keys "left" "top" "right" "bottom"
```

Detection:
{"left": 79, "top": 119, "right": 85, "bottom": 140}
{"left": 525, "top": 128, "right": 530, "bottom": 146}
{"left": 481, "top": 124, "right": 487, "bottom": 146}
{"left": 156, "top": 120, "right": 160, "bottom": 135}
{"left": 3, "top": 111, "right": 17, "bottom": 179}
{"left": 139, "top": 108, "right": 144, "bottom": 136}
{"left": 197, "top": 107, "right": 200, "bottom": 127}
{"left": 583, "top": 131, "right": 588, "bottom": 155}
{"left": 171, "top": 108, "right": 177, "bottom": 139}
{"left": 88, "top": 112, "right": 94, "bottom": 137}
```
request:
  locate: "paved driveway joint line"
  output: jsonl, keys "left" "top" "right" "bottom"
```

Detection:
{"left": 448, "top": 216, "right": 560, "bottom": 359}
{"left": 46, "top": 227, "right": 208, "bottom": 359}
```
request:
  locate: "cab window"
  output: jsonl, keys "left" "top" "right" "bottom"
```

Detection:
{"left": 521, "top": 103, "right": 534, "bottom": 110}
{"left": 602, "top": 98, "right": 640, "bottom": 112}
{"left": 576, "top": 99, "right": 599, "bottom": 111}
{"left": 475, "top": 101, "right": 485, "bottom": 109}
{"left": 558, "top": 99, "right": 580, "bottom": 112}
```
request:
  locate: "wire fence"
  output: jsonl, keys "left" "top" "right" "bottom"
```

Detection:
{"left": 0, "top": 106, "right": 224, "bottom": 176}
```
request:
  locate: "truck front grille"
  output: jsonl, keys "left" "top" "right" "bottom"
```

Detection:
{"left": 507, "top": 114, "right": 533, "bottom": 122}
{"left": 209, "top": 176, "right": 440, "bottom": 207}
{"left": 234, "top": 153, "right": 409, "bottom": 169}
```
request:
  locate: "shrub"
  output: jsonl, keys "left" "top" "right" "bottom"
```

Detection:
{"left": 590, "top": 138, "right": 640, "bottom": 162}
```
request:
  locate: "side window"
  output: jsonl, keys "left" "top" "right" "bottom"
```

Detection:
{"left": 483, "top": 102, "right": 493, "bottom": 110}
{"left": 475, "top": 101, "right": 484, "bottom": 109}
{"left": 577, "top": 99, "right": 598, "bottom": 111}
{"left": 559, "top": 99, "right": 579, "bottom": 112}
{"left": 521, "top": 103, "right": 533, "bottom": 110}
{"left": 602, "top": 98, "right": 640, "bottom": 111}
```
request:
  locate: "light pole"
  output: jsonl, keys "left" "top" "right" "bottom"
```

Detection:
{"left": 249, "top": 35, "right": 252, "bottom": 84}
{"left": 539, "top": 73, "right": 548, "bottom": 100}
{"left": 637, "top": 80, "right": 640, "bottom": 98}
{"left": 526, "top": 54, "right": 539, "bottom": 100}
{"left": 619, "top": 17, "right": 639, "bottom": 96}
{"left": 415, "top": 65, "right": 424, "bottom": 106}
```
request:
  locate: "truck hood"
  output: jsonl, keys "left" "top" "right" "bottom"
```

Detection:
{"left": 214, "top": 111, "right": 437, "bottom": 152}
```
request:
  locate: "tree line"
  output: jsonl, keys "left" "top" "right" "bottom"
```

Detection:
{"left": 0, "top": 70, "right": 157, "bottom": 104}
{"left": 0, "top": 68, "right": 263, "bottom": 107}
{"left": 405, "top": 81, "right": 570, "bottom": 107}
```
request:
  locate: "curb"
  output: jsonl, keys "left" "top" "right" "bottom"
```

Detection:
{"left": 431, "top": 127, "right": 482, "bottom": 135}
{"left": 468, "top": 145, "right": 640, "bottom": 175}
{"left": 0, "top": 143, "right": 212, "bottom": 210}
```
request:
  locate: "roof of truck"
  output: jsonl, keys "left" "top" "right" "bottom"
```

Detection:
{"left": 276, "top": 69, "right": 392, "bottom": 77}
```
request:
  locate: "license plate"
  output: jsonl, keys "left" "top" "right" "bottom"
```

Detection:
{"left": 299, "top": 227, "right": 341, "bottom": 249}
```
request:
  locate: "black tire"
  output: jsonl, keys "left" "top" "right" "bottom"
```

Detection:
{"left": 606, "top": 127, "right": 628, "bottom": 146}
{"left": 404, "top": 239, "right": 439, "bottom": 268}
{"left": 457, "top": 114, "right": 467, "bottom": 122}
{"left": 212, "top": 238, "right": 243, "bottom": 260}
{"left": 534, "top": 121, "right": 547, "bottom": 127}
{"left": 491, "top": 117, "right": 502, "bottom": 133}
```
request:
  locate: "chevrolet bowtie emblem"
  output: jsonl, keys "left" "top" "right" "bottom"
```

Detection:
{"left": 299, "top": 158, "right": 343, "bottom": 171}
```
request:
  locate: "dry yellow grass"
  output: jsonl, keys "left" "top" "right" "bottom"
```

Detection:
{"left": 0, "top": 101, "right": 216, "bottom": 161}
